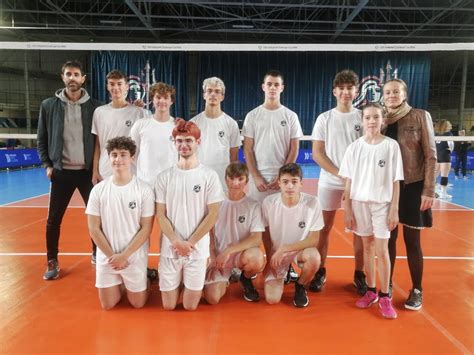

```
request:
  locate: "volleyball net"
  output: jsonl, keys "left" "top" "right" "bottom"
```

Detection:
{"left": 1, "top": 133, "right": 473, "bottom": 171}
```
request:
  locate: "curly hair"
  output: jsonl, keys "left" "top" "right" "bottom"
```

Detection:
{"left": 106, "top": 136, "right": 137, "bottom": 157}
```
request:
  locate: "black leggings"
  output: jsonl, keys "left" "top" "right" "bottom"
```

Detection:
{"left": 46, "top": 168, "right": 96, "bottom": 260}
{"left": 388, "top": 225, "right": 423, "bottom": 290}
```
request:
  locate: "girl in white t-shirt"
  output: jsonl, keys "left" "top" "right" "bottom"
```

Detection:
{"left": 339, "top": 103, "right": 403, "bottom": 319}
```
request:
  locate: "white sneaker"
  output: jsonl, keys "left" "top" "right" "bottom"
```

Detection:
{"left": 438, "top": 191, "right": 452, "bottom": 200}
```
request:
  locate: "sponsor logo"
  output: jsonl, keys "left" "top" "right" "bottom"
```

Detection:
{"left": 378, "top": 160, "right": 386, "bottom": 167}
{"left": 298, "top": 221, "right": 306, "bottom": 229}
{"left": 193, "top": 184, "right": 201, "bottom": 193}
{"left": 125, "top": 120, "right": 132, "bottom": 127}
{"left": 218, "top": 130, "right": 225, "bottom": 138}
{"left": 354, "top": 124, "right": 361, "bottom": 132}
{"left": 281, "top": 120, "right": 287, "bottom": 127}
{"left": 238, "top": 215, "right": 246, "bottom": 223}
{"left": 129, "top": 201, "right": 137, "bottom": 209}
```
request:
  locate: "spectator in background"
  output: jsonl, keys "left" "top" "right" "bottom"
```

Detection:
{"left": 434, "top": 119, "right": 454, "bottom": 199}
{"left": 454, "top": 129, "right": 471, "bottom": 180}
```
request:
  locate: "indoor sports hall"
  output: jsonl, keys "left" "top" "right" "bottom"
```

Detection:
{"left": 1, "top": 2, "right": 473, "bottom": 354}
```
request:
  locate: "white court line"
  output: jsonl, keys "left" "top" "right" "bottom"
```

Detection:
{"left": 1, "top": 193, "right": 49, "bottom": 206}
{"left": 0, "top": 252, "right": 472, "bottom": 260}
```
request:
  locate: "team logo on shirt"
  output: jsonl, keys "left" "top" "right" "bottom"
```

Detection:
{"left": 193, "top": 184, "right": 201, "bottom": 193}
{"left": 238, "top": 216, "right": 246, "bottom": 223}
{"left": 354, "top": 124, "right": 361, "bottom": 132}
{"left": 378, "top": 160, "right": 386, "bottom": 167}
{"left": 298, "top": 221, "right": 306, "bottom": 229}
{"left": 218, "top": 130, "right": 225, "bottom": 138}
{"left": 125, "top": 120, "right": 132, "bottom": 127}
{"left": 129, "top": 201, "right": 137, "bottom": 209}
{"left": 280, "top": 120, "right": 287, "bottom": 127}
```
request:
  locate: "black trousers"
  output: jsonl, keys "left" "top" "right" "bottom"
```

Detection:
{"left": 46, "top": 168, "right": 96, "bottom": 261}
{"left": 454, "top": 151, "right": 468, "bottom": 176}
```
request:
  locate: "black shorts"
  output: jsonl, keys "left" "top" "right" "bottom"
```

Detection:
{"left": 436, "top": 150, "right": 451, "bottom": 163}
{"left": 399, "top": 180, "right": 433, "bottom": 228}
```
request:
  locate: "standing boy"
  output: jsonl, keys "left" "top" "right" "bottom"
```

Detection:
{"left": 204, "top": 162, "right": 265, "bottom": 304}
{"left": 242, "top": 70, "right": 303, "bottom": 203}
{"left": 190, "top": 77, "right": 241, "bottom": 188}
{"left": 310, "top": 69, "right": 366, "bottom": 294}
{"left": 155, "top": 119, "right": 225, "bottom": 311}
{"left": 37, "top": 60, "right": 101, "bottom": 280}
{"left": 262, "top": 163, "right": 323, "bottom": 308}
{"left": 131, "top": 82, "right": 178, "bottom": 186}
{"left": 92, "top": 70, "right": 146, "bottom": 184}
{"left": 86, "top": 136, "right": 154, "bottom": 310}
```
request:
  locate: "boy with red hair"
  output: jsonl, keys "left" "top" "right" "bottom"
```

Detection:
{"left": 155, "top": 119, "right": 225, "bottom": 311}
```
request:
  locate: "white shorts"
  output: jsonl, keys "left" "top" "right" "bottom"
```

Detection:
{"left": 205, "top": 252, "right": 243, "bottom": 285}
{"left": 350, "top": 200, "right": 391, "bottom": 239}
{"left": 264, "top": 251, "right": 300, "bottom": 283}
{"left": 159, "top": 257, "right": 207, "bottom": 292}
{"left": 96, "top": 262, "right": 147, "bottom": 293}
{"left": 248, "top": 174, "right": 279, "bottom": 203}
{"left": 318, "top": 186, "right": 344, "bottom": 211}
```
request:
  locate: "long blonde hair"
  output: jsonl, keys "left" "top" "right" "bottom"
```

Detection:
{"left": 434, "top": 119, "right": 452, "bottom": 134}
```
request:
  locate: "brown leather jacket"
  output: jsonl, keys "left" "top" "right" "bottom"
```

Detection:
{"left": 396, "top": 108, "right": 437, "bottom": 197}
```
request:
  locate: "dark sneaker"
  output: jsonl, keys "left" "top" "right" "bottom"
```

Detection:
{"left": 43, "top": 259, "right": 60, "bottom": 280}
{"left": 284, "top": 264, "right": 299, "bottom": 284}
{"left": 147, "top": 268, "right": 158, "bottom": 283}
{"left": 229, "top": 268, "right": 241, "bottom": 283}
{"left": 91, "top": 254, "right": 96, "bottom": 265}
{"left": 293, "top": 282, "right": 309, "bottom": 308}
{"left": 240, "top": 273, "right": 260, "bottom": 302}
{"left": 353, "top": 273, "right": 368, "bottom": 295}
{"left": 309, "top": 268, "right": 326, "bottom": 292}
{"left": 405, "top": 288, "right": 423, "bottom": 310}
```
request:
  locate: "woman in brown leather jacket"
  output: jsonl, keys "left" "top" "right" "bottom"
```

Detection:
{"left": 382, "top": 78, "right": 437, "bottom": 311}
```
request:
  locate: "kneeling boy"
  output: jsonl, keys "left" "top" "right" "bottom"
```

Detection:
{"left": 205, "top": 162, "right": 266, "bottom": 304}
{"left": 86, "top": 136, "right": 155, "bottom": 310}
{"left": 263, "top": 163, "right": 324, "bottom": 308}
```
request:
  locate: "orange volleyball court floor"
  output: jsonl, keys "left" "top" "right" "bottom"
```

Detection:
{"left": 0, "top": 178, "right": 473, "bottom": 354}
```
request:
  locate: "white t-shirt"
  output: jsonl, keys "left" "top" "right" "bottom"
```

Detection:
{"left": 85, "top": 176, "right": 155, "bottom": 267}
{"left": 155, "top": 164, "right": 225, "bottom": 260}
{"left": 214, "top": 195, "right": 265, "bottom": 253}
{"left": 262, "top": 193, "right": 324, "bottom": 252}
{"left": 190, "top": 112, "right": 241, "bottom": 187}
{"left": 311, "top": 108, "right": 362, "bottom": 190}
{"left": 130, "top": 116, "right": 178, "bottom": 186}
{"left": 339, "top": 136, "right": 404, "bottom": 203}
{"left": 92, "top": 103, "right": 145, "bottom": 178}
{"left": 242, "top": 105, "right": 303, "bottom": 178}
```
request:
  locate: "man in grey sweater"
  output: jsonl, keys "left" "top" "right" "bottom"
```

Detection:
{"left": 37, "top": 60, "right": 101, "bottom": 280}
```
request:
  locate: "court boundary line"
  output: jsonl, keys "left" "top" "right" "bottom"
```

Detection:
{"left": 1, "top": 252, "right": 472, "bottom": 260}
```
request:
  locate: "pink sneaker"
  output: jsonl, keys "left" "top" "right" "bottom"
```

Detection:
{"left": 379, "top": 296, "right": 397, "bottom": 319}
{"left": 356, "top": 290, "right": 378, "bottom": 308}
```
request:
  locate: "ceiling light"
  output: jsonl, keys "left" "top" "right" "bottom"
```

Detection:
{"left": 100, "top": 20, "right": 122, "bottom": 24}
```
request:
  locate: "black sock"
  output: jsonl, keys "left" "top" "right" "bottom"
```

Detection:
{"left": 368, "top": 287, "right": 377, "bottom": 293}
{"left": 379, "top": 292, "right": 390, "bottom": 298}
{"left": 440, "top": 176, "right": 448, "bottom": 186}
{"left": 354, "top": 270, "right": 365, "bottom": 278}
{"left": 317, "top": 267, "right": 326, "bottom": 275}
